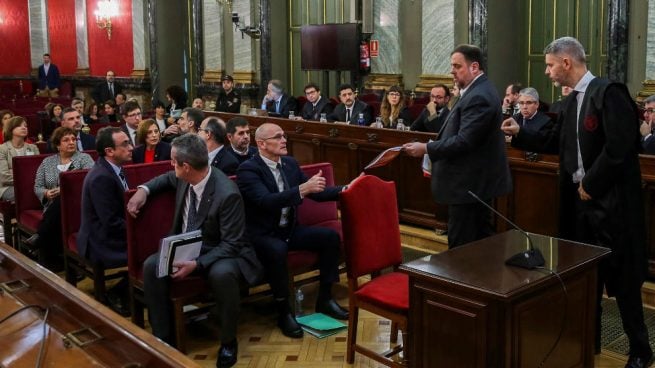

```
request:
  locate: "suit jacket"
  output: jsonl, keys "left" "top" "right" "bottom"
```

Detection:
{"left": 643, "top": 134, "right": 655, "bottom": 155}
{"left": 301, "top": 96, "right": 334, "bottom": 121}
{"left": 411, "top": 106, "right": 450, "bottom": 133}
{"left": 265, "top": 94, "right": 297, "bottom": 118}
{"left": 38, "top": 64, "right": 60, "bottom": 90}
{"left": 426, "top": 74, "right": 512, "bottom": 204}
{"left": 132, "top": 141, "right": 172, "bottom": 164}
{"left": 77, "top": 157, "right": 128, "bottom": 268}
{"left": 512, "top": 77, "right": 646, "bottom": 294}
{"left": 236, "top": 155, "right": 343, "bottom": 237}
{"left": 227, "top": 145, "right": 257, "bottom": 164}
{"left": 328, "top": 100, "right": 373, "bottom": 125}
{"left": 210, "top": 146, "right": 239, "bottom": 176}
{"left": 46, "top": 131, "right": 95, "bottom": 153}
{"left": 92, "top": 81, "right": 124, "bottom": 104}
{"left": 120, "top": 124, "right": 138, "bottom": 147}
{"left": 143, "top": 168, "right": 262, "bottom": 285}
{"left": 0, "top": 142, "right": 40, "bottom": 198}
{"left": 511, "top": 111, "right": 553, "bottom": 135}
{"left": 215, "top": 89, "right": 241, "bottom": 113}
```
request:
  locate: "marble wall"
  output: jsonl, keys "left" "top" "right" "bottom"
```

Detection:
{"left": 29, "top": 0, "right": 49, "bottom": 68}
{"left": 232, "top": 0, "right": 255, "bottom": 74}
{"left": 647, "top": 0, "right": 655, "bottom": 79}
{"left": 132, "top": 0, "right": 147, "bottom": 72}
{"left": 203, "top": 0, "right": 224, "bottom": 73}
{"left": 422, "top": 0, "right": 454, "bottom": 75}
{"left": 371, "top": 0, "right": 400, "bottom": 74}
{"left": 75, "top": 0, "right": 89, "bottom": 72}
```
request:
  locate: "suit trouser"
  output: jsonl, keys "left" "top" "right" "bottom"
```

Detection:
{"left": 447, "top": 202, "right": 494, "bottom": 249}
{"left": 143, "top": 253, "right": 244, "bottom": 343}
{"left": 250, "top": 225, "right": 341, "bottom": 300}
{"left": 36, "top": 197, "right": 63, "bottom": 264}
{"left": 571, "top": 192, "right": 651, "bottom": 357}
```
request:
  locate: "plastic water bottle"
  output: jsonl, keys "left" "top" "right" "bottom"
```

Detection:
{"left": 319, "top": 113, "right": 327, "bottom": 122}
{"left": 357, "top": 113, "right": 365, "bottom": 126}
{"left": 288, "top": 111, "right": 295, "bottom": 119}
{"left": 373, "top": 116, "right": 383, "bottom": 128}
{"left": 295, "top": 287, "right": 304, "bottom": 317}
{"left": 396, "top": 118, "right": 406, "bottom": 131}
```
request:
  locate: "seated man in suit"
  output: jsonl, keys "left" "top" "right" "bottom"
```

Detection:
{"left": 127, "top": 134, "right": 262, "bottom": 368}
{"left": 328, "top": 83, "right": 373, "bottom": 125}
{"left": 261, "top": 80, "right": 297, "bottom": 118}
{"left": 92, "top": 70, "right": 123, "bottom": 106}
{"left": 300, "top": 83, "right": 333, "bottom": 121}
{"left": 120, "top": 100, "right": 143, "bottom": 147}
{"left": 50, "top": 107, "right": 96, "bottom": 152}
{"left": 411, "top": 84, "right": 451, "bottom": 133}
{"left": 77, "top": 127, "right": 133, "bottom": 314}
{"left": 199, "top": 117, "right": 239, "bottom": 175}
{"left": 237, "top": 123, "right": 349, "bottom": 339}
{"left": 640, "top": 95, "right": 655, "bottom": 155}
{"left": 503, "top": 87, "right": 553, "bottom": 138}
{"left": 226, "top": 117, "right": 257, "bottom": 164}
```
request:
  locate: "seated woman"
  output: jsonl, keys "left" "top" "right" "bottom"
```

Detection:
{"left": 29, "top": 127, "right": 95, "bottom": 270}
{"left": 85, "top": 102, "right": 100, "bottom": 124}
{"left": 0, "top": 116, "right": 40, "bottom": 202}
{"left": 152, "top": 100, "right": 168, "bottom": 132}
{"left": 132, "top": 119, "right": 171, "bottom": 164}
{"left": 380, "top": 86, "right": 412, "bottom": 129}
{"left": 0, "top": 110, "right": 15, "bottom": 144}
{"left": 100, "top": 100, "right": 119, "bottom": 123}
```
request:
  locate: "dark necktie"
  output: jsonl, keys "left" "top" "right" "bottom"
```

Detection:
{"left": 346, "top": 108, "right": 351, "bottom": 122}
{"left": 312, "top": 104, "right": 318, "bottom": 120}
{"left": 276, "top": 163, "right": 290, "bottom": 190}
{"left": 109, "top": 82, "right": 114, "bottom": 97}
{"left": 118, "top": 169, "right": 128, "bottom": 191}
{"left": 275, "top": 100, "right": 280, "bottom": 114}
{"left": 186, "top": 187, "right": 197, "bottom": 232}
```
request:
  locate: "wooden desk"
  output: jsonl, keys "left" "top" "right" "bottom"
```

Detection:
{"left": 0, "top": 243, "right": 199, "bottom": 367}
{"left": 400, "top": 230, "right": 610, "bottom": 368}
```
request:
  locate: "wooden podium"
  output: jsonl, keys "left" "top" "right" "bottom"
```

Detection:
{"left": 399, "top": 230, "right": 611, "bottom": 368}
{"left": 0, "top": 243, "right": 199, "bottom": 367}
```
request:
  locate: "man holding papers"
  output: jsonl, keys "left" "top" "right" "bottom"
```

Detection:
{"left": 127, "top": 134, "right": 262, "bottom": 368}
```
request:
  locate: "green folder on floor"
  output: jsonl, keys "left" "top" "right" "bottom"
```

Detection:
{"left": 296, "top": 313, "right": 347, "bottom": 338}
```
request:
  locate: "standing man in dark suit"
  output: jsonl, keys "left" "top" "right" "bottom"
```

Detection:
{"left": 120, "top": 101, "right": 142, "bottom": 147}
{"left": 404, "top": 44, "right": 512, "bottom": 249}
{"left": 504, "top": 87, "right": 553, "bottom": 136}
{"left": 261, "top": 80, "right": 297, "bottom": 118}
{"left": 226, "top": 117, "right": 257, "bottom": 164}
{"left": 51, "top": 108, "right": 96, "bottom": 152}
{"left": 640, "top": 95, "right": 655, "bottom": 155}
{"left": 300, "top": 83, "right": 333, "bottom": 121}
{"left": 37, "top": 53, "right": 60, "bottom": 97}
{"left": 215, "top": 75, "right": 241, "bottom": 113}
{"left": 410, "top": 84, "right": 451, "bottom": 133}
{"left": 127, "top": 134, "right": 261, "bottom": 368}
{"left": 92, "top": 70, "right": 123, "bottom": 105}
{"left": 502, "top": 37, "right": 652, "bottom": 368}
{"left": 328, "top": 84, "right": 373, "bottom": 125}
{"left": 199, "top": 117, "right": 239, "bottom": 175}
{"left": 237, "top": 123, "right": 349, "bottom": 338}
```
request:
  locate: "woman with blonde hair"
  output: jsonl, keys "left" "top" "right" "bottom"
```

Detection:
{"left": 379, "top": 85, "right": 412, "bottom": 129}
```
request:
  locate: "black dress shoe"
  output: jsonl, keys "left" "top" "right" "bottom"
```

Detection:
{"left": 23, "top": 234, "right": 39, "bottom": 249}
{"left": 106, "top": 290, "right": 131, "bottom": 317}
{"left": 277, "top": 312, "right": 303, "bottom": 338}
{"left": 316, "top": 298, "right": 349, "bottom": 320}
{"left": 626, "top": 353, "right": 654, "bottom": 368}
{"left": 216, "top": 341, "right": 238, "bottom": 368}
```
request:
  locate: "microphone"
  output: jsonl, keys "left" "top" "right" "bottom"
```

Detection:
{"left": 467, "top": 190, "right": 545, "bottom": 269}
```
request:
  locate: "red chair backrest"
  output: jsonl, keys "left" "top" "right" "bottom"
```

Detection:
{"left": 125, "top": 189, "right": 176, "bottom": 279}
{"left": 123, "top": 161, "right": 172, "bottom": 188}
{"left": 60, "top": 169, "right": 90, "bottom": 252}
{"left": 13, "top": 153, "right": 53, "bottom": 216}
{"left": 340, "top": 175, "right": 402, "bottom": 278}
{"left": 407, "top": 104, "right": 425, "bottom": 121}
{"left": 298, "top": 162, "right": 338, "bottom": 227}
{"left": 82, "top": 150, "right": 99, "bottom": 161}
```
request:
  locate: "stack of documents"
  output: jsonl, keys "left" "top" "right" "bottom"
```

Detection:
{"left": 296, "top": 313, "right": 347, "bottom": 338}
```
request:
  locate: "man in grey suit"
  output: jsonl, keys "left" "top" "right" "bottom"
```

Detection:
{"left": 404, "top": 44, "right": 512, "bottom": 248}
{"left": 127, "top": 134, "right": 261, "bottom": 368}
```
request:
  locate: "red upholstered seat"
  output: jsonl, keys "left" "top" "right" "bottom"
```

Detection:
{"left": 407, "top": 104, "right": 425, "bottom": 121}
{"left": 17, "top": 210, "right": 42, "bottom": 232}
{"left": 123, "top": 160, "right": 172, "bottom": 187}
{"left": 13, "top": 153, "right": 52, "bottom": 254}
{"left": 340, "top": 175, "right": 408, "bottom": 367}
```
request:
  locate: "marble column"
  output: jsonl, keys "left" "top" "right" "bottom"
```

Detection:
{"left": 366, "top": 0, "right": 402, "bottom": 90}
{"left": 416, "top": 0, "right": 455, "bottom": 92}
{"left": 146, "top": 0, "right": 160, "bottom": 99}
{"left": 28, "top": 0, "right": 49, "bottom": 70}
{"left": 74, "top": 0, "right": 90, "bottom": 75}
{"left": 131, "top": 0, "right": 149, "bottom": 78}
{"left": 607, "top": 0, "right": 629, "bottom": 83}
{"left": 232, "top": 0, "right": 256, "bottom": 85}
{"left": 202, "top": 0, "right": 224, "bottom": 82}
{"left": 642, "top": 0, "right": 655, "bottom": 98}
{"left": 259, "top": 0, "right": 272, "bottom": 98}
{"left": 468, "top": 0, "right": 487, "bottom": 56}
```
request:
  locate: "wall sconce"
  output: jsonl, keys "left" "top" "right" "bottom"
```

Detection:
{"left": 231, "top": 12, "right": 261, "bottom": 39}
{"left": 94, "top": 0, "right": 119, "bottom": 40}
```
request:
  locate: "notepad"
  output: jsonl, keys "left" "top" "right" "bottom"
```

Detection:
{"left": 157, "top": 230, "right": 202, "bottom": 278}
{"left": 296, "top": 313, "right": 347, "bottom": 339}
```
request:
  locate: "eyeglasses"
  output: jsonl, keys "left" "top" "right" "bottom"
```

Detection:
{"left": 127, "top": 112, "right": 142, "bottom": 118}
{"left": 645, "top": 108, "right": 655, "bottom": 114}
{"left": 305, "top": 90, "right": 317, "bottom": 95}
{"left": 262, "top": 133, "right": 287, "bottom": 141}
{"left": 388, "top": 92, "right": 401, "bottom": 97}
{"left": 517, "top": 101, "right": 537, "bottom": 106}
{"left": 116, "top": 141, "right": 133, "bottom": 148}
{"left": 430, "top": 94, "right": 444, "bottom": 99}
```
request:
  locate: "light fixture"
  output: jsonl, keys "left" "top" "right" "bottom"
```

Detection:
{"left": 95, "top": 0, "right": 119, "bottom": 40}
{"left": 231, "top": 12, "right": 261, "bottom": 39}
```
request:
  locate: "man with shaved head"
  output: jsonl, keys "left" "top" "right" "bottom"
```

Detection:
{"left": 236, "top": 123, "right": 349, "bottom": 338}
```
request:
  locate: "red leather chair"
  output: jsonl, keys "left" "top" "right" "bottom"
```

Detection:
{"left": 13, "top": 154, "right": 52, "bottom": 255}
{"left": 123, "top": 160, "right": 172, "bottom": 187}
{"left": 0, "top": 200, "right": 16, "bottom": 247}
{"left": 407, "top": 104, "right": 425, "bottom": 121}
{"left": 340, "top": 175, "right": 408, "bottom": 367}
